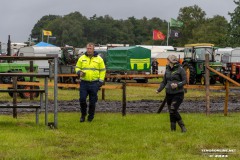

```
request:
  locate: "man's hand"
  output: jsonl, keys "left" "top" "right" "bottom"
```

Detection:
{"left": 77, "top": 71, "right": 85, "bottom": 77}
{"left": 156, "top": 90, "right": 160, "bottom": 94}
{"left": 171, "top": 83, "right": 178, "bottom": 89}
{"left": 98, "top": 81, "right": 104, "bottom": 88}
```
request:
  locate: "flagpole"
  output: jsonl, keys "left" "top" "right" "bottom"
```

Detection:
{"left": 167, "top": 22, "right": 169, "bottom": 46}
{"left": 42, "top": 30, "right": 44, "bottom": 42}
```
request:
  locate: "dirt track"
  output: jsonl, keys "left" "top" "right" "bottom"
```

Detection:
{"left": 1, "top": 96, "right": 239, "bottom": 115}
{"left": 55, "top": 97, "right": 240, "bottom": 114}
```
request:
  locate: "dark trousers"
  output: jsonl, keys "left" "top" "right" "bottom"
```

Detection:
{"left": 79, "top": 81, "right": 99, "bottom": 119}
{"left": 166, "top": 92, "right": 184, "bottom": 123}
{"left": 152, "top": 67, "right": 158, "bottom": 74}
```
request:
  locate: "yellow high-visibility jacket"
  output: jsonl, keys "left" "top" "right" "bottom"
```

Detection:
{"left": 75, "top": 53, "right": 106, "bottom": 82}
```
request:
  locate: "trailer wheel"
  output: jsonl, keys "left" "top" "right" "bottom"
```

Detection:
{"left": 8, "top": 88, "right": 14, "bottom": 97}
{"left": 8, "top": 86, "right": 21, "bottom": 97}
{"left": 19, "top": 85, "right": 40, "bottom": 99}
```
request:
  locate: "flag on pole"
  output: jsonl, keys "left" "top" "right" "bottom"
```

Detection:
{"left": 170, "top": 30, "right": 181, "bottom": 38}
{"left": 153, "top": 30, "right": 165, "bottom": 40}
{"left": 170, "top": 18, "right": 183, "bottom": 27}
{"left": 43, "top": 30, "right": 52, "bottom": 36}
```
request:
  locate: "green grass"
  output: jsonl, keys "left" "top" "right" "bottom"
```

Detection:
{"left": 0, "top": 112, "right": 239, "bottom": 159}
{"left": 0, "top": 78, "right": 239, "bottom": 159}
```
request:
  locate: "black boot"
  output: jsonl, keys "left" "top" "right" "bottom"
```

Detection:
{"left": 88, "top": 104, "right": 96, "bottom": 122}
{"left": 177, "top": 120, "right": 187, "bottom": 132}
{"left": 80, "top": 102, "right": 87, "bottom": 123}
{"left": 80, "top": 116, "right": 85, "bottom": 122}
{"left": 171, "top": 122, "right": 176, "bottom": 131}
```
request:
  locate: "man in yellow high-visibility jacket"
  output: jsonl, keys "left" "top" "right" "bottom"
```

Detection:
{"left": 75, "top": 43, "right": 106, "bottom": 122}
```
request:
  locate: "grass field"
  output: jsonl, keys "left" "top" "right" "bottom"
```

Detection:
{"left": 0, "top": 78, "right": 239, "bottom": 159}
{"left": 0, "top": 112, "right": 239, "bottom": 159}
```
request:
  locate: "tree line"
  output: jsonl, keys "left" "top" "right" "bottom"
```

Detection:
{"left": 31, "top": 1, "right": 240, "bottom": 48}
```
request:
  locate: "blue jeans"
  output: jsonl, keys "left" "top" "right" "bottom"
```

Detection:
{"left": 79, "top": 80, "right": 99, "bottom": 119}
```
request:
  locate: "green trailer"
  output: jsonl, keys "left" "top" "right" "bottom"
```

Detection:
{"left": 106, "top": 46, "right": 151, "bottom": 83}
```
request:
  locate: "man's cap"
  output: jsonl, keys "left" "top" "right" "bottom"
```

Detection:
{"left": 167, "top": 55, "right": 178, "bottom": 64}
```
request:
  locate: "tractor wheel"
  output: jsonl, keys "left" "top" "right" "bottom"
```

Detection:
{"left": 210, "top": 77, "right": 217, "bottom": 84}
{"left": 19, "top": 85, "right": 40, "bottom": 99}
{"left": 183, "top": 63, "right": 196, "bottom": 84}
{"left": 201, "top": 76, "right": 205, "bottom": 85}
{"left": 200, "top": 76, "right": 217, "bottom": 85}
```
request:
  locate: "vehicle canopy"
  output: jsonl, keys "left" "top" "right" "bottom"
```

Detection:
{"left": 222, "top": 48, "right": 240, "bottom": 63}
{"left": 106, "top": 46, "right": 151, "bottom": 71}
{"left": 184, "top": 43, "right": 215, "bottom": 61}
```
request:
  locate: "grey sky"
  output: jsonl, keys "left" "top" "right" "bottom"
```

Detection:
{"left": 0, "top": 0, "right": 236, "bottom": 44}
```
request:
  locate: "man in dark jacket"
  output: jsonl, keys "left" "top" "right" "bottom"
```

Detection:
{"left": 156, "top": 55, "right": 187, "bottom": 132}
{"left": 151, "top": 59, "right": 159, "bottom": 74}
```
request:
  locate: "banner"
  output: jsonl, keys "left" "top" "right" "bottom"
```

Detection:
{"left": 153, "top": 30, "right": 165, "bottom": 40}
{"left": 170, "top": 30, "right": 181, "bottom": 38}
{"left": 170, "top": 18, "right": 183, "bottom": 27}
{"left": 43, "top": 30, "right": 52, "bottom": 36}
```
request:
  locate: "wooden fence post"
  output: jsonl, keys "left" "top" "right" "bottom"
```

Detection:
{"left": 224, "top": 76, "right": 229, "bottom": 116}
{"left": 102, "top": 81, "right": 105, "bottom": 101}
{"left": 122, "top": 82, "right": 126, "bottom": 116}
{"left": 205, "top": 54, "right": 210, "bottom": 115}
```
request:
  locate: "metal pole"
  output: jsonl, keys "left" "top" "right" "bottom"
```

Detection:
{"left": 42, "top": 30, "right": 44, "bottom": 42}
{"left": 13, "top": 76, "right": 17, "bottom": 118}
{"left": 54, "top": 57, "right": 58, "bottom": 128}
{"left": 167, "top": 22, "right": 169, "bottom": 46}
{"left": 44, "top": 77, "right": 48, "bottom": 126}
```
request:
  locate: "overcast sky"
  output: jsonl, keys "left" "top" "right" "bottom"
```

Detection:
{"left": 0, "top": 0, "right": 237, "bottom": 44}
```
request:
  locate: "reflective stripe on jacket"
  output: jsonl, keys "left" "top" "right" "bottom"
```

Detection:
{"left": 75, "top": 54, "right": 106, "bottom": 81}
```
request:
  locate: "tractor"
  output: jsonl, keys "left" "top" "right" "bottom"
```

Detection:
{"left": 0, "top": 62, "right": 40, "bottom": 98}
{"left": 182, "top": 43, "right": 222, "bottom": 85}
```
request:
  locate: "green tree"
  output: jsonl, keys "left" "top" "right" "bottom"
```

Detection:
{"left": 48, "top": 12, "right": 87, "bottom": 47}
{"left": 31, "top": 15, "right": 60, "bottom": 43}
{"left": 190, "top": 15, "right": 228, "bottom": 47}
{"left": 177, "top": 5, "right": 206, "bottom": 45}
{"left": 229, "top": 0, "right": 240, "bottom": 47}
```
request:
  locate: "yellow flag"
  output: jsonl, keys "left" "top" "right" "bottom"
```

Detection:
{"left": 43, "top": 30, "right": 52, "bottom": 36}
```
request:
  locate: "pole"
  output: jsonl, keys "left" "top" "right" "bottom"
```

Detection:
{"left": 224, "top": 76, "right": 229, "bottom": 116}
{"left": 7, "top": 35, "right": 11, "bottom": 56}
{"left": 167, "top": 22, "right": 170, "bottom": 46}
{"left": 54, "top": 56, "right": 58, "bottom": 128}
{"left": 41, "top": 30, "right": 44, "bottom": 42}
{"left": 205, "top": 54, "right": 210, "bottom": 115}
{"left": 122, "top": 82, "right": 126, "bottom": 116}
